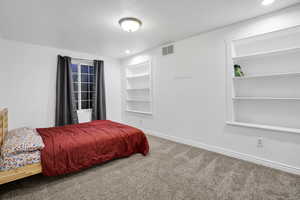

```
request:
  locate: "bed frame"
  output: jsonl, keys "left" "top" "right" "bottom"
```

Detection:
{"left": 0, "top": 108, "right": 42, "bottom": 185}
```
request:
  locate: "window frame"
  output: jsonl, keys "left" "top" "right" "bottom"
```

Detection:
{"left": 71, "top": 60, "right": 95, "bottom": 111}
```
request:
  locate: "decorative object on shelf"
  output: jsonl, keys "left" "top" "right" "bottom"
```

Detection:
{"left": 234, "top": 65, "right": 244, "bottom": 77}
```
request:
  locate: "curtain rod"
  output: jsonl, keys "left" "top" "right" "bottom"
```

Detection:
{"left": 72, "top": 57, "right": 94, "bottom": 62}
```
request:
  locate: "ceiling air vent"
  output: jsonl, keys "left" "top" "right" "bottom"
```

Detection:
{"left": 162, "top": 45, "right": 174, "bottom": 56}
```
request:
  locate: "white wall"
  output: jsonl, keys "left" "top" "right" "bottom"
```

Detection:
{"left": 121, "top": 5, "right": 300, "bottom": 174}
{"left": 0, "top": 38, "right": 122, "bottom": 129}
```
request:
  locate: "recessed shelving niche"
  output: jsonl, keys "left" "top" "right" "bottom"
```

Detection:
{"left": 125, "top": 61, "right": 152, "bottom": 115}
{"left": 226, "top": 25, "right": 300, "bottom": 134}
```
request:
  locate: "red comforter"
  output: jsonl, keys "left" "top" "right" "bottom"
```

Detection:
{"left": 36, "top": 120, "right": 149, "bottom": 176}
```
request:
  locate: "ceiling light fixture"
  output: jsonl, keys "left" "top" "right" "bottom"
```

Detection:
{"left": 262, "top": 0, "right": 275, "bottom": 6}
{"left": 119, "top": 17, "right": 142, "bottom": 32}
{"left": 125, "top": 50, "right": 131, "bottom": 54}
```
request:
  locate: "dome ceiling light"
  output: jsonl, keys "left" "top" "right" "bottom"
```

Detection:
{"left": 119, "top": 17, "right": 142, "bottom": 32}
{"left": 262, "top": 0, "right": 275, "bottom": 6}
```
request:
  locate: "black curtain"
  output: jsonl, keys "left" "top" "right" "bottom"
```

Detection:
{"left": 92, "top": 60, "right": 106, "bottom": 120}
{"left": 55, "top": 55, "right": 78, "bottom": 126}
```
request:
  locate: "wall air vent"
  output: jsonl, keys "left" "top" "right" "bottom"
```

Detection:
{"left": 162, "top": 45, "right": 174, "bottom": 56}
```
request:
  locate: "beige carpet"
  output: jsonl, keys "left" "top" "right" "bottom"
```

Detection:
{"left": 1, "top": 135, "right": 300, "bottom": 200}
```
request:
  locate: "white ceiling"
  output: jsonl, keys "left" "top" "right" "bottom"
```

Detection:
{"left": 0, "top": 0, "right": 299, "bottom": 59}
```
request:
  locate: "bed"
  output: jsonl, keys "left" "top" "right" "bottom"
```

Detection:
{"left": 0, "top": 109, "right": 149, "bottom": 184}
{"left": 0, "top": 109, "right": 40, "bottom": 185}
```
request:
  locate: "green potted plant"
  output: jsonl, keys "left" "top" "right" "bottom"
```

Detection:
{"left": 234, "top": 65, "right": 244, "bottom": 77}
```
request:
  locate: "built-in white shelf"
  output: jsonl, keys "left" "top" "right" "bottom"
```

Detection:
{"left": 233, "top": 72, "right": 300, "bottom": 80}
{"left": 226, "top": 121, "right": 300, "bottom": 134}
{"left": 233, "top": 97, "right": 300, "bottom": 101}
{"left": 126, "top": 99, "right": 151, "bottom": 102}
{"left": 126, "top": 87, "right": 150, "bottom": 91}
{"left": 233, "top": 47, "right": 300, "bottom": 62}
{"left": 126, "top": 73, "right": 150, "bottom": 79}
{"left": 126, "top": 110, "right": 152, "bottom": 115}
{"left": 227, "top": 26, "right": 300, "bottom": 134}
{"left": 125, "top": 60, "right": 152, "bottom": 115}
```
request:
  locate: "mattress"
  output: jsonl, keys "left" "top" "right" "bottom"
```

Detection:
{"left": 37, "top": 120, "right": 149, "bottom": 176}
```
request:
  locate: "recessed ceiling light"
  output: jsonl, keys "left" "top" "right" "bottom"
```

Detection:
{"left": 262, "top": 0, "right": 275, "bottom": 6}
{"left": 119, "top": 17, "right": 142, "bottom": 32}
{"left": 125, "top": 50, "right": 131, "bottom": 54}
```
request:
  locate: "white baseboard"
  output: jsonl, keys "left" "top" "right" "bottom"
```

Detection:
{"left": 143, "top": 128, "right": 300, "bottom": 176}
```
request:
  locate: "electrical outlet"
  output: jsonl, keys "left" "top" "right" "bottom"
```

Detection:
{"left": 257, "top": 137, "right": 263, "bottom": 148}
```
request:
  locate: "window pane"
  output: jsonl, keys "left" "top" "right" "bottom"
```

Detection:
{"left": 74, "top": 92, "right": 79, "bottom": 100}
{"left": 73, "top": 83, "right": 78, "bottom": 91}
{"left": 81, "top": 101, "right": 87, "bottom": 109}
{"left": 89, "top": 84, "right": 95, "bottom": 92}
{"left": 71, "top": 64, "right": 78, "bottom": 72}
{"left": 81, "top": 92, "right": 94, "bottom": 101}
{"left": 81, "top": 83, "right": 88, "bottom": 92}
{"left": 89, "top": 66, "right": 95, "bottom": 74}
{"left": 81, "top": 74, "right": 89, "bottom": 82}
{"left": 90, "top": 75, "right": 95, "bottom": 83}
{"left": 89, "top": 92, "right": 94, "bottom": 100}
{"left": 81, "top": 65, "right": 89, "bottom": 73}
{"left": 81, "top": 101, "right": 91, "bottom": 109}
{"left": 81, "top": 83, "right": 94, "bottom": 92}
{"left": 81, "top": 92, "right": 89, "bottom": 101}
{"left": 72, "top": 74, "right": 78, "bottom": 82}
{"left": 81, "top": 74, "right": 94, "bottom": 83}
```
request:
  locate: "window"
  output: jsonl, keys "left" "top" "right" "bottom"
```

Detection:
{"left": 71, "top": 63, "right": 95, "bottom": 110}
